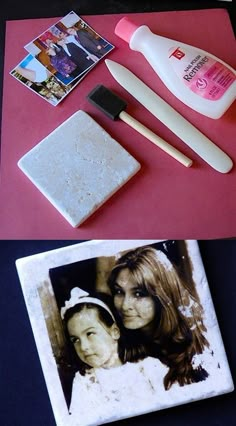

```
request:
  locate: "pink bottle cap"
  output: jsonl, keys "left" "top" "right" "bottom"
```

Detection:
{"left": 115, "top": 17, "right": 139, "bottom": 44}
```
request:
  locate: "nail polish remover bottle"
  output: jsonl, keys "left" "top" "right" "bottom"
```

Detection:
{"left": 115, "top": 17, "right": 236, "bottom": 119}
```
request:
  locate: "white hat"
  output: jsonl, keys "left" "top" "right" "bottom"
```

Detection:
{"left": 61, "top": 287, "right": 115, "bottom": 321}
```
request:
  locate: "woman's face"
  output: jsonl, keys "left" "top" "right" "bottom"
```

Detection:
{"left": 67, "top": 308, "right": 119, "bottom": 368}
{"left": 57, "top": 39, "right": 65, "bottom": 46}
{"left": 113, "top": 268, "right": 156, "bottom": 330}
{"left": 47, "top": 47, "right": 56, "bottom": 56}
{"left": 67, "top": 28, "right": 76, "bottom": 35}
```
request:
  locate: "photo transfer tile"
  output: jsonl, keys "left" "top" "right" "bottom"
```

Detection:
{"left": 18, "top": 111, "right": 140, "bottom": 227}
{"left": 16, "top": 240, "right": 234, "bottom": 426}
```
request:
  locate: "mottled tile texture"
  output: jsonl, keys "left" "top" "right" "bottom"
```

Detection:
{"left": 18, "top": 110, "right": 140, "bottom": 226}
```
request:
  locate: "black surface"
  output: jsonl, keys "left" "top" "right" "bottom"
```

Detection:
{"left": 0, "top": 239, "right": 235, "bottom": 426}
{"left": 87, "top": 85, "right": 128, "bottom": 120}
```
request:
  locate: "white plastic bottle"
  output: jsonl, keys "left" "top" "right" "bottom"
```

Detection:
{"left": 115, "top": 17, "right": 236, "bottom": 119}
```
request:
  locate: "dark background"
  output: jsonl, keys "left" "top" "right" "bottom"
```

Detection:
{"left": 0, "top": 239, "right": 235, "bottom": 426}
{"left": 1, "top": 1, "right": 236, "bottom": 425}
{"left": 49, "top": 240, "right": 187, "bottom": 310}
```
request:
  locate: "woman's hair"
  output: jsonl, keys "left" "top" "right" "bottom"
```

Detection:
{"left": 108, "top": 246, "right": 209, "bottom": 390}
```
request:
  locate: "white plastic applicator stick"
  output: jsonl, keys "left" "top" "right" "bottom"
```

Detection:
{"left": 119, "top": 111, "right": 192, "bottom": 167}
{"left": 105, "top": 59, "right": 233, "bottom": 173}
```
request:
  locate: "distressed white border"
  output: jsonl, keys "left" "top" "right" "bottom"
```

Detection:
{"left": 16, "top": 240, "right": 234, "bottom": 426}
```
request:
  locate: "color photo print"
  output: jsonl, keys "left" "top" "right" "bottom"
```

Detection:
{"left": 24, "top": 11, "right": 114, "bottom": 86}
{"left": 10, "top": 11, "right": 114, "bottom": 106}
{"left": 16, "top": 240, "right": 234, "bottom": 426}
{"left": 10, "top": 55, "right": 85, "bottom": 106}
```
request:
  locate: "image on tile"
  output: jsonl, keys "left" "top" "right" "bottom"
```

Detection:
{"left": 16, "top": 240, "right": 234, "bottom": 426}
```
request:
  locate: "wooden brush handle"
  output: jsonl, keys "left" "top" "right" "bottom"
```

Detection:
{"left": 119, "top": 110, "right": 193, "bottom": 168}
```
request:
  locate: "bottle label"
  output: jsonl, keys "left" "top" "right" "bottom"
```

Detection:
{"left": 169, "top": 47, "right": 235, "bottom": 100}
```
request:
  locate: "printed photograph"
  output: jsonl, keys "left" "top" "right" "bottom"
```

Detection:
{"left": 10, "top": 54, "right": 85, "bottom": 106}
{"left": 16, "top": 240, "right": 234, "bottom": 426}
{"left": 24, "top": 11, "right": 114, "bottom": 85}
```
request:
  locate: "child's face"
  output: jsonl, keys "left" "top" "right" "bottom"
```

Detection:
{"left": 67, "top": 307, "right": 119, "bottom": 368}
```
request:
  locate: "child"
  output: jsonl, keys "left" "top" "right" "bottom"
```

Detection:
{"left": 61, "top": 287, "right": 167, "bottom": 425}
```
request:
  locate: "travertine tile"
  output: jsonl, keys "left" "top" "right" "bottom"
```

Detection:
{"left": 18, "top": 110, "right": 140, "bottom": 227}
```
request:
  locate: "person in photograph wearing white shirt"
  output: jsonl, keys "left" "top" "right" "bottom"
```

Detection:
{"left": 61, "top": 287, "right": 165, "bottom": 425}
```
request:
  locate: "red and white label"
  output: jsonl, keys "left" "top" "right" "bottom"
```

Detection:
{"left": 168, "top": 46, "right": 235, "bottom": 100}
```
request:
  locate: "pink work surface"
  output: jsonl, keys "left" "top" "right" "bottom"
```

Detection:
{"left": 1, "top": 9, "right": 236, "bottom": 239}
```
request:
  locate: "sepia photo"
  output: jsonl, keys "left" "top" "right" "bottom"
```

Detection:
{"left": 16, "top": 240, "right": 234, "bottom": 426}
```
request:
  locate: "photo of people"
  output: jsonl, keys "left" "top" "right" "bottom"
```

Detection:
{"left": 15, "top": 240, "right": 234, "bottom": 426}
{"left": 10, "top": 54, "right": 85, "bottom": 106}
{"left": 24, "top": 11, "right": 114, "bottom": 85}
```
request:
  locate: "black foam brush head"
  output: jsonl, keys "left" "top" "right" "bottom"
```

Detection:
{"left": 87, "top": 84, "right": 127, "bottom": 120}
